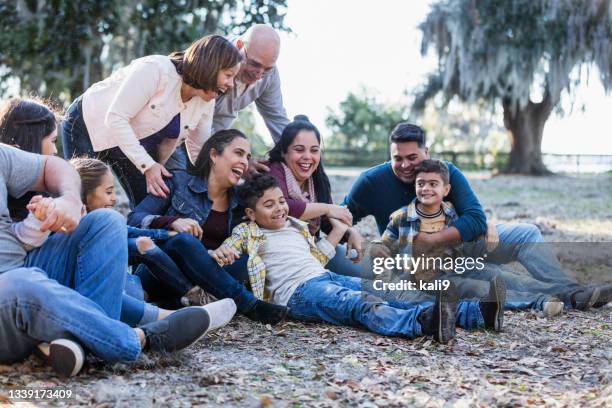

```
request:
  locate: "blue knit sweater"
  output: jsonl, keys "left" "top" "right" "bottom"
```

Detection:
{"left": 341, "top": 161, "right": 487, "bottom": 241}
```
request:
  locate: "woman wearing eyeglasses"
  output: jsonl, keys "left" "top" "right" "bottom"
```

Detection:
{"left": 61, "top": 35, "right": 242, "bottom": 207}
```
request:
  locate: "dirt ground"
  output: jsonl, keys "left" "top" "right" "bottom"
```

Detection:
{"left": 1, "top": 171, "right": 611, "bottom": 407}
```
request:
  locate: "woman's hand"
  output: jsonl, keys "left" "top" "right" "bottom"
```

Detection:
{"left": 345, "top": 228, "right": 364, "bottom": 263}
{"left": 208, "top": 246, "right": 240, "bottom": 267}
{"left": 327, "top": 205, "right": 353, "bottom": 227}
{"left": 170, "top": 218, "right": 203, "bottom": 240}
{"left": 144, "top": 163, "right": 172, "bottom": 198}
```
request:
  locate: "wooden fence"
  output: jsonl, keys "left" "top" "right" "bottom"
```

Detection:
{"left": 323, "top": 149, "right": 612, "bottom": 173}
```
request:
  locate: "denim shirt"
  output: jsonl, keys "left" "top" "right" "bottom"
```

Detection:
{"left": 127, "top": 170, "right": 244, "bottom": 235}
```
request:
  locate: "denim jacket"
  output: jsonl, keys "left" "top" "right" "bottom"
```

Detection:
{"left": 127, "top": 170, "right": 244, "bottom": 236}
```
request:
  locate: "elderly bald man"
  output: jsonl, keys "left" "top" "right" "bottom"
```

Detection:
{"left": 166, "top": 25, "right": 290, "bottom": 172}
{"left": 214, "top": 25, "right": 290, "bottom": 143}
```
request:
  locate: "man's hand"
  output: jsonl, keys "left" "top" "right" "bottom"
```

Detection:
{"left": 170, "top": 218, "right": 203, "bottom": 240}
{"left": 208, "top": 246, "right": 240, "bottom": 266}
{"left": 485, "top": 221, "right": 499, "bottom": 252}
{"left": 247, "top": 158, "right": 270, "bottom": 175}
{"left": 144, "top": 163, "right": 172, "bottom": 198}
{"left": 368, "top": 241, "right": 391, "bottom": 260}
{"left": 345, "top": 228, "right": 364, "bottom": 263}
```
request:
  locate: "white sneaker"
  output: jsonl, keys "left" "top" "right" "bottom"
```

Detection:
{"left": 201, "top": 298, "right": 237, "bottom": 333}
{"left": 36, "top": 339, "right": 85, "bottom": 377}
{"left": 542, "top": 299, "right": 564, "bottom": 317}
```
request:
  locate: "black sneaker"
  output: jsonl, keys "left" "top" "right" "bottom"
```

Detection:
{"left": 244, "top": 300, "right": 289, "bottom": 325}
{"left": 479, "top": 276, "right": 506, "bottom": 332}
{"left": 140, "top": 306, "right": 211, "bottom": 352}
{"left": 35, "top": 339, "right": 85, "bottom": 377}
{"left": 571, "top": 287, "right": 601, "bottom": 310}
{"left": 592, "top": 284, "right": 612, "bottom": 308}
{"left": 418, "top": 281, "right": 458, "bottom": 344}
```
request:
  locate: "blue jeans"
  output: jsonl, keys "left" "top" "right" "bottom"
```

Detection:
{"left": 463, "top": 223, "right": 585, "bottom": 306}
{"left": 160, "top": 234, "right": 257, "bottom": 313}
{"left": 286, "top": 272, "right": 484, "bottom": 338}
{"left": 0, "top": 268, "right": 140, "bottom": 363}
{"left": 24, "top": 209, "right": 127, "bottom": 319}
{"left": 61, "top": 97, "right": 150, "bottom": 207}
{"left": 325, "top": 244, "right": 373, "bottom": 279}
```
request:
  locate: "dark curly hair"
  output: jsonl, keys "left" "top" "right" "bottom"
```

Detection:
{"left": 238, "top": 173, "right": 280, "bottom": 210}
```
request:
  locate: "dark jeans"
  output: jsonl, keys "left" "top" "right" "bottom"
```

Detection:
{"left": 128, "top": 237, "right": 193, "bottom": 298}
{"left": 159, "top": 234, "right": 257, "bottom": 313}
{"left": 60, "top": 97, "right": 152, "bottom": 208}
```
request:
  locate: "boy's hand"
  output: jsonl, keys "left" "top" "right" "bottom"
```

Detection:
{"left": 171, "top": 218, "right": 203, "bottom": 240}
{"left": 346, "top": 228, "right": 364, "bottom": 263}
{"left": 327, "top": 205, "right": 353, "bottom": 227}
{"left": 485, "top": 221, "right": 499, "bottom": 252}
{"left": 326, "top": 218, "right": 350, "bottom": 247}
{"left": 208, "top": 245, "right": 240, "bottom": 266}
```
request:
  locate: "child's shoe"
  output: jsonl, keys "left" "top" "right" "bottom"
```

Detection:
{"left": 418, "top": 281, "right": 458, "bottom": 344}
{"left": 140, "top": 306, "right": 211, "bottom": 352}
{"left": 479, "top": 276, "right": 506, "bottom": 332}
{"left": 245, "top": 300, "right": 288, "bottom": 325}
{"left": 201, "top": 298, "right": 237, "bottom": 332}
{"left": 181, "top": 285, "right": 218, "bottom": 306}
{"left": 542, "top": 297, "right": 564, "bottom": 317}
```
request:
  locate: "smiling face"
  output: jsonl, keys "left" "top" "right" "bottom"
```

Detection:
{"left": 210, "top": 136, "right": 251, "bottom": 187}
{"left": 390, "top": 141, "right": 429, "bottom": 184}
{"left": 183, "top": 63, "right": 241, "bottom": 102}
{"left": 245, "top": 186, "right": 289, "bottom": 230}
{"left": 86, "top": 170, "right": 117, "bottom": 211}
{"left": 282, "top": 130, "right": 320, "bottom": 184}
{"left": 415, "top": 172, "right": 450, "bottom": 209}
{"left": 41, "top": 128, "right": 58, "bottom": 156}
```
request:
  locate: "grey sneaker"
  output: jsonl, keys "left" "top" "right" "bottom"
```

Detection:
{"left": 593, "top": 284, "right": 612, "bottom": 308}
{"left": 35, "top": 339, "right": 85, "bottom": 377}
{"left": 571, "top": 287, "right": 601, "bottom": 310}
{"left": 140, "top": 306, "right": 211, "bottom": 352}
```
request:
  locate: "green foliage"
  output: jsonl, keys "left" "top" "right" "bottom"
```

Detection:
{"left": 232, "top": 105, "right": 271, "bottom": 157}
{"left": 415, "top": 0, "right": 612, "bottom": 112}
{"left": 325, "top": 90, "right": 409, "bottom": 151}
{"left": 0, "top": 0, "right": 289, "bottom": 105}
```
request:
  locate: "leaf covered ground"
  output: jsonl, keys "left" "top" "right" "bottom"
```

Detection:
{"left": 1, "top": 172, "right": 611, "bottom": 407}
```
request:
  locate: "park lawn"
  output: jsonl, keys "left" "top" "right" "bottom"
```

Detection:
{"left": 1, "top": 172, "right": 610, "bottom": 407}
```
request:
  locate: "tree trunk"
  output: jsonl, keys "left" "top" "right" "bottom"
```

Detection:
{"left": 502, "top": 90, "right": 555, "bottom": 175}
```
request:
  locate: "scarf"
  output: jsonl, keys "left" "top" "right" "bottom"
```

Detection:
{"left": 281, "top": 162, "right": 320, "bottom": 235}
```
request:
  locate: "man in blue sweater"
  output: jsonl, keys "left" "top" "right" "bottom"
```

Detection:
{"left": 341, "top": 123, "right": 608, "bottom": 310}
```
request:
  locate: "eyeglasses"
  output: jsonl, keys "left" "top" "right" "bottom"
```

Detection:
{"left": 244, "top": 48, "right": 275, "bottom": 74}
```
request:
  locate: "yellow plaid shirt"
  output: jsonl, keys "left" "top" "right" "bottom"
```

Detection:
{"left": 219, "top": 217, "right": 336, "bottom": 300}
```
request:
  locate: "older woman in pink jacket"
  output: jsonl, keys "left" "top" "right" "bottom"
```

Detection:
{"left": 61, "top": 35, "right": 242, "bottom": 207}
